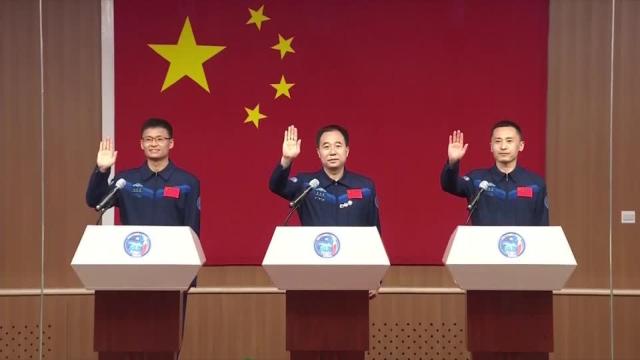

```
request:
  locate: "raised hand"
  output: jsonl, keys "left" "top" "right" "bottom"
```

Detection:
{"left": 281, "top": 125, "right": 301, "bottom": 168}
{"left": 96, "top": 137, "right": 118, "bottom": 173}
{"left": 448, "top": 130, "right": 468, "bottom": 165}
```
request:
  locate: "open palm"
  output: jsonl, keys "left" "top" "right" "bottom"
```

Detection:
{"left": 448, "top": 130, "right": 468, "bottom": 164}
{"left": 97, "top": 138, "right": 118, "bottom": 172}
{"left": 282, "top": 125, "right": 301, "bottom": 160}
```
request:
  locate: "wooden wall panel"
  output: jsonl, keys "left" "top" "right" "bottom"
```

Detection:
{"left": 610, "top": 2, "right": 640, "bottom": 355}
{"left": 0, "top": 297, "right": 42, "bottom": 359}
{"left": 180, "top": 293, "right": 287, "bottom": 360}
{"left": 0, "top": 0, "right": 43, "bottom": 288}
{"left": 196, "top": 266, "right": 275, "bottom": 287}
{"left": 42, "top": 0, "right": 102, "bottom": 288}
{"left": 612, "top": 0, "right": 640, "bottom": 290}
{"left": 381, "top": 266, "right": 457, "bottom": 288}
{"left": 552, "top": 295, "right": 611, "bottom": 359}
{"left": 613, "top": 296, "right": 640, "bottom": 359}
{"left": 367, "top": 294, "right": 468, "bottom": 360}
{"left": 42, "top": 295, "right": 96, "bottom": 360}
{"left": 1, "top": 293, "right": 620, "bottom": 360}
{"left": 195, "top": 265, "right": 456, "bottom": 288}
{"left": 547, "top": 0, "right": 612, "bottom": 288}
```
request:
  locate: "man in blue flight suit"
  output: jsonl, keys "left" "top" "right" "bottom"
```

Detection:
{"left": 269, "top": 124, "right": 381, "bottom": 360}
{"left": 441, "top": 120, "right": 549, "bottom": 226}
{"left": 86, "top": 118, "right": 200, "bottom": 233}
{"left": 269, "top": 124, "right": 380, "bottom": 231}
{"left": 85, "top": 118, "right": 199, "bottom": 359}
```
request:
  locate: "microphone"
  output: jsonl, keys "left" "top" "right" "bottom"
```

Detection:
{"left": 95, "top": 178, "right": 126, "bottom": 212}
{"left": 289, "top": 178, "right": 320, "bottom": 208}
{"left": 467, "top": 180, "right": 490, "bottom": 210}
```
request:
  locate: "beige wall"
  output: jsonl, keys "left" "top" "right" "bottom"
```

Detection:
{"left": 1, "top": 0, "right": 638, "bottom": 359}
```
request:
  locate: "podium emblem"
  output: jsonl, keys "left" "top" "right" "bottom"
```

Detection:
{"left": 313, "top": 232, "right": 340, "bottom": 258}
{"left": 498, "top": 232, "right": 526, "bottom": 258}
{"left": 123, "top": 232, "right": 151, "bottom": 257}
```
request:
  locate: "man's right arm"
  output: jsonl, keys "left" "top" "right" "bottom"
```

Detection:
{"left": 441, "top": 130, "right": 472, "bottom": 198}
{"left": 269, "top": 125, "right": 304, "bottom": 201}
{"left": 268, "top": 163, "right": 303, "bottom": 201}
{"left": 86, "top": 167, "right": 111, "bottom": 208}
{"left": 86, "top": 138, "right": 118, "bottom": 208}
{"left": 440, "top": 161, "right": 472, "bottom": 198}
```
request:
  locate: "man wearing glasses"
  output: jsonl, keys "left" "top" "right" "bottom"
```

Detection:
{"left": 86, "top": 118, "right": 200, "bottom": 234}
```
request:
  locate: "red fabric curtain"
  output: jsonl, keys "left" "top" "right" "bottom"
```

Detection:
{"left": 113, "top": 0, "right": 548, "bottom": 264}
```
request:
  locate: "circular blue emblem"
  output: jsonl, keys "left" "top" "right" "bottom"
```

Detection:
{"left": 124, "top": 232, "right": 151, "bottom": 257}
{"left": 313, "top": 232, "right": 340, "bottom": 258}
{"left": 498, "top": 232, "right": 526, "bottom": 258}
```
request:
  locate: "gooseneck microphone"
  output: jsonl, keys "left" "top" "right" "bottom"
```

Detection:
{"left": 283, "top": 179, "right": 320, "bottom": 225}
{"left": 465, "top": 180, "right": 490, "bottom": 224}
{"left": 95, "top": 178, "right": 127, "bottom": 212}
{"left": 289, "top": 179, "right": 320, "bottom": 208}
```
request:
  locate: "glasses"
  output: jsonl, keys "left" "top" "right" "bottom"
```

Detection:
{"left": 142, "top": 136, "right": 171, "bottom": 145}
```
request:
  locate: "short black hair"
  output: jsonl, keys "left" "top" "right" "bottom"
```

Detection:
{"left": 315, "top": 124, "right": 350, "bottom": 147}
{"left": 491, "top": 119, "right": 523, "bottom": 139}
{"left": 141, "top": 118, "right": 173, "bottom": 138}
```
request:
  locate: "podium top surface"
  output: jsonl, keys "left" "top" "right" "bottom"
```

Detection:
{"left": 72, "top": 225, "right": 205, "bottom": 265}
{"left": 262, "top": 226, "right": 389, "bottom": 266}
{"left": 443, "top": 226, "right": 577, "bottom": 290}
{"left": 444, "top": 225, "right": 576, "bottom": 265}
{"left": 71, "top": 225, "right": 205, "bottom": 290}
{"left": 262, "top": 226, "right": 389, "bottom": 290}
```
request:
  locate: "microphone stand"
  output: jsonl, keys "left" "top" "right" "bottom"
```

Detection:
{"left": 282, "top": 180, "right": 319, "bottom": 225}
{"left": 465, "top": 182, "right": 489, "bottom": 225}
{"left": 465, "top": 205, "right": 477, "bottom": 225}
{"left": 95, "top": 207, "right": 108, "bottom": 225}
{"left": 283, "top": 202, "right": 300, "bottom": 226}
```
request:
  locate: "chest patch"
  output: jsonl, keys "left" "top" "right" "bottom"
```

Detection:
{"left": 347, "top": 189, "right": 363, "bottom": 199}
{"left": 516, "top": 186, "right": 533, "bottom": 198}
{"left": 163, "top": 186, "right": 181, "bottom": 198}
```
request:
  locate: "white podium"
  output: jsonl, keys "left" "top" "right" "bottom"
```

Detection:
{"left": 262, "top": 226, "right": 389, "bottom": 290}
{"left": 72, "top": 225, "right": 205, "bottom": 290}
{"left": 443, "top": 225, "right": 577, "bottom": 360}
{"left": 262, "top": 226, "right": 389, "bottom": 360}
{"left": 71, "top": 225, "right": 205, "bottom": 359}
{"left": 443, "top": 225, "right": 576, "bottom": 290}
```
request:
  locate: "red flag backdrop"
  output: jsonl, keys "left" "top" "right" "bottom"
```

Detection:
{"left": 113, "top": 0, "right": 548, "bottom": 265}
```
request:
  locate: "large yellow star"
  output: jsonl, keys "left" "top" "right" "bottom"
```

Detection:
{"left": 244, "top": 104, "right": 267, "bottom": 128}
{"left": 270, "top": 75, "right": 295, "bottom": 99}
{"left": 271, "top": 34, "right": 295, "bottom": 59}
{"left": 148, "top": 17, "right": 225, "bottom": 93}
{"left": 246, "top": 5, "right": 270, "bottom": 31}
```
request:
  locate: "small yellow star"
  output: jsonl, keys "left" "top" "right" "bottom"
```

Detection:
{"left": 149, "top": 17, "right": 225, "bottom": 92}
{"left": 244, "top": 104, "right": 267, "bottom": 128}
{"left": 271, "top": 34, "right": 295, "bottom": 59}
{"left": 246, "top": 5, "right": 270, "bottom": 31}
{"left": 270, "top": 75, "right": 295, "bottom": 99}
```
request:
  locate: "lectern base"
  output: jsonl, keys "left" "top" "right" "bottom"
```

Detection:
{"left": 290, "top": 351, "right": 364, "bottom": 360}
{"left": 98, "top": 352, "right": 177, "bottom": 360}
{"left": 472, "top": 352, "right": 549, "bottom": 360}
{"left": 94, "top": 291, "right": 182, "bottom": 353}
